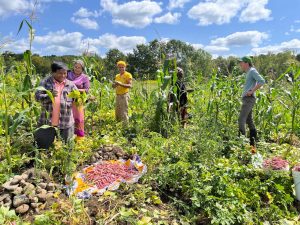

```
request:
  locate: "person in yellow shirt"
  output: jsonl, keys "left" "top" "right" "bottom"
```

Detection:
{"left": 112, "top": 61, "right": 132, "bottom": 123}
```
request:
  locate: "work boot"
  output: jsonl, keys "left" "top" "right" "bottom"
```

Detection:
{"left": 249, "top": 129, "right": 257, "bottom": 147}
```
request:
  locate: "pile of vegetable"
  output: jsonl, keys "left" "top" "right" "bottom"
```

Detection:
{"left": 263, "top": 156, "right": 289, "bottom": 170}
{"left": 0, "top": 169, "right": 60, "bottom": 214}
{"left": 85, "top": 162, "right": 139, "bottom": 189}
{"left": 293, "top": 164, "right": 300, "bottom": 172}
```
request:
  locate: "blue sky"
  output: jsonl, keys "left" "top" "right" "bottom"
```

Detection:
{"left": 0, "top": 0, "right": 300, "bottom": 58}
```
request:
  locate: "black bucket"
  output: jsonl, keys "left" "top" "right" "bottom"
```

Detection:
{"left": 34, "top": 126, "right": 56, "bottom": 149}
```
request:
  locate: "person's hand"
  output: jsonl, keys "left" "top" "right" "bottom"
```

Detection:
{"left": 52, "top": 90, "right": 58, "bottom": 97}
{"left": 114, "top": 81, "right": 122, "bottom": 86}
{"left": 246, "top": 90, "right": 253, "bottom": 96}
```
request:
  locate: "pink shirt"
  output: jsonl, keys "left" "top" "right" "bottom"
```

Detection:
{"left": 51, "top": 79, "right": 65, "bottom": 126}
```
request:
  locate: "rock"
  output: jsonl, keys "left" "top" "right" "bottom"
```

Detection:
{"left": 38, "top": 182, "right": 47, "bottom": 189}
{"left": 115, "top": 151, "right": 124, "bottom": 157}
{"left": 94, "top": 152, "right": 100, "bottom": 158}
{"left": 35, "top": 186, "right": 43, "bottom": 194}
{"left": 15, "top": 204, "right": 29, "bottom": 214}
{"left": 3, "top": 198, "right": 12, "bottom": 208}
{"left": 10, "top": 175, "right": 22, "bottom": 185}
{"left": 13, "top": 187, "right": 23, "bottom": 195}
{"left": 4, "top": 196, "right": 11, "bottom": 203}
{"left": 112, "top": 146, "right": 123, "bottom": 152}
{"left": 54, "top": 183, "right": 62, "bottom": 189}
{"left": 97, "top": 150, "right": 103, "bottom": 155}
{"left": 13, "top": 195, "right": 30, "bottom": 207}
{"left": 105, "top": 146, "right": 113, "bottom": 152}
{"left": 31, "top": 202, "right": 42, "bottom": 208}
{"left": 40, "top": 189, "right": 47, "bottom": 195}
{"left": 25, "top": 183, "right": 35, "bottom": 190}
{"left": 0, "top": 193, "right": 10, "bottom": 202}
{"left": 37, "top": 193, "right": 47, "bottom": 202}
{"left": 19, "top": 180, "right": 27, "bottom": 187}
{"left": 46, "top": 183, "right": 55, "bottom": 192}
{"left": 20, "top": 173, "right": 29, "bottom": 181}
{"left": 91, "top": 156, "right": 96, "bottom": 162}
{"left": 29, "top": 196, "right": 39, "bottom": 203}
{"left": 36, "top": 187, "right": 47, "bottom": 195}
{"left": 2, "top": 182, "right": 19, "bottom": 191}
{"left": 46, "top": 192, "right": 54, "bottom": 199}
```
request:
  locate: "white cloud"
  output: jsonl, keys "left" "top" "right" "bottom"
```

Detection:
{"left": 154, "top": 12, "right": 181, "bottom": 24}
{"left": 85, "top": 33, "right": 147, "bottom": 54}
{"left": 187, "top": 0, "right": 272, "bottom": 25}
{"left": 168, "top": 0, "right": 190, "bottom": 9}
{"left": 0, "top": 38, "right": 30, "bottom": 53}
{"left": 204, "top": 45, "right": 230, "bottom": 53}
{"left": 188, "top": 0, "right": 246, "bottom": 25}
{"left": 34, "top": 29, "right": 83, "bottom": 48}
{"left": 0, "top": 0, "right": 34, "bottom": 17}
{"left": 71, "top": 17, "right": 99, "bottom": 30}
{"left": 0, "top": 0, "right": 73, "bottom": 18}
{"left": 239, "top": 0, "right": 271, "bottom": 23}
{"left": 73, "top": 7, "right": 100, "bottom": 18}
{"left": 27, "top": 30, "right": 91, "bottom": 55}
{"left": 191, "top": 43, "right": 204, "bottom": 50}
{"left": 10, "top": 30, "right": 147, "bottom": 55}
{"left": 100, "top": 0, "right": 162, "bottom": 28}
{"left": 289, "top": 25, "right": 300, "bottom": 33}
{"left": 251, "top": 39, "right": 300, "bottom": 55}
{"left": 39, "top": 0, "right": 73, "bottom": 2}
{"left": 210, "top": 31, "right": 269, "bottom": 48}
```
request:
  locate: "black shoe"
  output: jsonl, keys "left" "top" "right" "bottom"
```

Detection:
{"left": 249, "top": 129, "right": 257, "bottom": 146}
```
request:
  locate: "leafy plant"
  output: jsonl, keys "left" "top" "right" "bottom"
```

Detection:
{"left": 68, "top": 90, "right": 87, "bottom": 107}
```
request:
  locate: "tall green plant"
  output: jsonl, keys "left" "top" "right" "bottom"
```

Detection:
{"left": 0, "top": 57, "right": 12, "bottom": 173}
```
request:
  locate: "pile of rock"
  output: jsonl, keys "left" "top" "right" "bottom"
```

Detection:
{"left": 0, "top": 169, "right": 61, "bottom": 214}
{"left": 90, "top": 145, "right": 130, "bottom": 163}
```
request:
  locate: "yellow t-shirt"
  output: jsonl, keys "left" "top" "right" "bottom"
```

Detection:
{"left": 115, "top": 71, "right": 132, "bottom": 95}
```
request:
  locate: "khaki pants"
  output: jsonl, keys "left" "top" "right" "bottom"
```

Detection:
{"left": 115, "top": 93, "right": 129, "bottom": 123}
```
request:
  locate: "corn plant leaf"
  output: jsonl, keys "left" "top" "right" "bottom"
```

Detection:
{"left": 22, "top": 74, "right": 33, "bottom": 91}
{"left": 36, "top": 86, "right": 54, "bottom": 103}
{"left": 161, "top": 76, "right": 171, "bottom": 90}
{"left": 17, "top": 19, "right": 32, "bottom": 35}
{"left": 8, "top": 113, "right": 26, "bottom": 136}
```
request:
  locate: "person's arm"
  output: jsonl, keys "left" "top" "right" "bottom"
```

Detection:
{"left": 79, "top": 75, "right": 90, "bottom": 93}
{"left": 246, "top": 70, "right": 265, "bottom": 96}
{"left": 246, "top": 83, "right": 263, "bottom": 96}
{"left": 35, "top": 79, "right": 53, "bottom": 102}
{"left": 115, "top": 79, "right": 132, "bottom": 88}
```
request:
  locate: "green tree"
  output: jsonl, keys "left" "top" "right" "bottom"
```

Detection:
{"left": 127, "top": 40, "right": 160, "bottom": 80}
{"left": 103, "top": 49, "right": 126, "bottom": 80}
{"left": 32, "top": 54, "right": 51, "bottom": 76}
{"left": 164, "top": 39, "right": 213, "bottom": 80}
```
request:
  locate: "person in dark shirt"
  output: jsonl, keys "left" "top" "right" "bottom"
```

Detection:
{"left": 169, "top": 67, "right": 188, "bottom": 127}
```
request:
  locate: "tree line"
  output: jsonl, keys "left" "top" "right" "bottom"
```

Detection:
{"left": 1, "top": 39, "right": 300, "bottom": 82}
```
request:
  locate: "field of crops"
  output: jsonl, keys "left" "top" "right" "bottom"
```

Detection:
{"left": 0, "top": 49, "right": 300, "bottom": 225}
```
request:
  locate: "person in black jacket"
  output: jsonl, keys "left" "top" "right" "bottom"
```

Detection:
{"left": 169, "top": 67, "right": 188, "bottom": 127}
